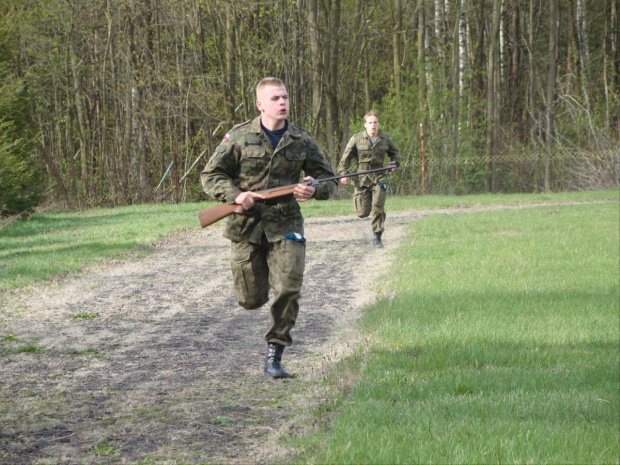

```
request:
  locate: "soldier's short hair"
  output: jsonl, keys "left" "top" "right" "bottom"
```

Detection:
{"left": 256, "top": 77, "right": 285, "bottom": 98}
{"left": 363, "top": 111, "right": 380, "bottom": 123}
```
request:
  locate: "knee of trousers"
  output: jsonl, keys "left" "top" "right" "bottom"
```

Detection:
{"left": 354, "top": 196, "right": 372, "bottom": 218}
{"left": 230, "top": 241, "right": 270, "bottom": 310}
{"left": 238, "top": 293, "right": 269, "bottom": 310}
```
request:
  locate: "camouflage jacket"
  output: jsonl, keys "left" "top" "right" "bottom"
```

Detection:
{"left": 337, "top": 130, "right": 402, "bottom": 187}
{"left": 201, "top": 116, "right": 336, "bottom": 243}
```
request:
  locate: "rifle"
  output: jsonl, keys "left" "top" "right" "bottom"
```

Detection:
{"left": 197, "top": 162, "right": 396, "bottom": 228}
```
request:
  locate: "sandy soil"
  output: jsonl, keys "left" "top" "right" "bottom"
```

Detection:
{"left": 0, "top": 201, "right": 603, "bottom": 464}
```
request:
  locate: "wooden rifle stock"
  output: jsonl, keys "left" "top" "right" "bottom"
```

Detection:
{"left": 197, "top": 203, "right": 247, "bottom": 229}
{"left": 198, "top": 184, "right": 297, "bottom": 228}
{"left": 197, "top": 162, "right": 396, "bottom": 229}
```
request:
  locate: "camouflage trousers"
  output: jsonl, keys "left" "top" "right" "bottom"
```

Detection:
{"left": 230, "top": 237, "right": 306, "bottom": 347}
{"left": 353, "top": 182, "right": 388, "bottom": 233}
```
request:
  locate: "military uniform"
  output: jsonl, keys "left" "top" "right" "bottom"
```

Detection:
{"left": 337, "top": 130, "right": 402, "bottom": 234}
{"left": 201, "top": 116, "right": 336, "bottom": 347}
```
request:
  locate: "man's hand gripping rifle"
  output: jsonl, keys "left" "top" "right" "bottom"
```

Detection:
{"left": 197, "top": 162, "right": 397, "bottom": 228}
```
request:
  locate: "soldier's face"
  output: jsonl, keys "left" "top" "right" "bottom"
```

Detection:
{"left": 256, "top": 84, "right": 289, "bottom": 130}
{"left": 364, "top": 116, "right": 380, "bottom": 137}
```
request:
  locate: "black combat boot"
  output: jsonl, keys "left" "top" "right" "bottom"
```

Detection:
{"left": 264, "top": 342, "right": 290, "bottom": 379}
{"left": 373, "top": 231, "right": 384, "bottom": 248}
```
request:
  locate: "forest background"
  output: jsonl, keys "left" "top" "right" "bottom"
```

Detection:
{"left": 0, "top": 0, "right": 618, "bottom": 215}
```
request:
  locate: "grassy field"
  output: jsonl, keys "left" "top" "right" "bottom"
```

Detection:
{"left": 0, "top": 190, "right": 618, "bottom": 463}
{"left": 0, "top": 189, "right": 617, "bottom": 291}
{"left": 289, "top": 200, "right": 619, "bottom": 464}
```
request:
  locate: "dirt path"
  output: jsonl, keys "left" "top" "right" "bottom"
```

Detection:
{"left": 0, "top": 206, "right": 420, "bottom": 464}
{"left": 0, "top": 201, "right": 607, "bottom": 464}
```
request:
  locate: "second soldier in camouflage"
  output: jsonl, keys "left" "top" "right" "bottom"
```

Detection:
{"left": 338, "top": 111, "right": 402, "bottom": 248}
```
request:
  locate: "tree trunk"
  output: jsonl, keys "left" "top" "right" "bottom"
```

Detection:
{"left": 308, "top": 0, "right": 321, "bottom": 136}
{"left": 364, "top": 49, "right": 371, "bottom": 110}
{"left": 528, "top": 0, "right": 540, "bottom": 192}
{"left": 508, "top": 0, "right": 521, "bottom": 126}
{"left": 566, "top": 0, "right": 578, "bottom": 94}
{"left": 38, "top": 118, "right": 70, "bottom": 206}
{"left": 225, "top": 3, "right": 236, "bottom": 123}
{"left": 63, "top": 55, "right": 78, "bottom": 206}
{"left": 417, "top": 0, "right": 426, "bottom": 110}
{"left": 612, "top": 0, "right": 619, "bottom": 91}
{"left": 340, "top": 3, "right": 366, "bottom": 152}
{"left": 545, "top": 0, "right": 559, "bottom": 191}
{"left": 471, "top": 1, "right": 486, "bottom": 99}
{"left": 451, "top": 4, "right": 461, "bottom": 193}
{"left": 393, "top": 0, "right": 403, "bottom": 123}
{"left": 486, "top": 0, "right": 501, "bottom": 192}
{"left": 459, "top": 0, "right": 467, "bottom": 93}
{"left": 325, "top": 0, "right": 341, "bottom": 163}
{"left": 69, "top": 40, "right": 90, "bottom": 200}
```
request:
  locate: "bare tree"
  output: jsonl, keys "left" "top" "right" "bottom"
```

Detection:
{"left": 2, "top": 0, "right": 615, "bottom": 208}
{"left": 545, "top": 0, "right": 559, "bottom": 191}
{"left": 225, "top": 3, "right": 236, "bottom": 123}
{"left": 325, "top": 0, "right": 341, "bottom": 162}
{"left": 486, "top": 0, "right": 502, "bottom": 192}
{"left": 417, "top": 0, "right": 426, "bottom": 111}
{"left": 393, "top": 0, "right": 403, "bottom": 123}
{"left": 308, "top": 0, "right": 321, "bottom": 137}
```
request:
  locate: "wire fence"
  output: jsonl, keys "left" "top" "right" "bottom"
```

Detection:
{"left": 383, "top": 149, "right": 620, "bottom": 196}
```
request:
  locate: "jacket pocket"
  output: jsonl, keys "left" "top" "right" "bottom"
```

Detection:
{"left": 242, "top": 146, "right": 266, "bottom": 158}
{"left": 285, "top": 151, "right": 307, "bottom": 161}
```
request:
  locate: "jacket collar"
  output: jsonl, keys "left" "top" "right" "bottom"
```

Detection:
{"left": 248, "top": 116, "right": 302, "bottom": 139}
{"left": 362, "top": 130, "right": 383, "bottom": 142}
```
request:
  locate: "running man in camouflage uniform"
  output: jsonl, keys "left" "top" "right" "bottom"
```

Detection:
{"left": 338, "top": 111, "right": 402, "bottom": 248}
{"left": 201, "top": 77, "right": 337, "bottom": 378}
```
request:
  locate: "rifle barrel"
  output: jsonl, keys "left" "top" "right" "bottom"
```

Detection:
{"left": 306, "top": 163, "right": 396, "bottom": 186}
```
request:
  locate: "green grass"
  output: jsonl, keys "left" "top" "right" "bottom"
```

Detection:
{"left": 2, "top": 343, "right": 44, "bottom": 354}
{"left": 93, "top": 438, "right": 121, "bottom": 457}
{"left": 2, "top": 190, "right": 615, "bottom": 292}
{"left": 304, "top": 188, "right": 619, "bottom": 216}
{"left": 66, "top": 348, "right": 100, "bottom": 356}
{"left": 290, "top": 202, "right": 619, "bottom": 464}
{"left": 0, "top": 203, "right": 203, "bottom": 290}
{"left": 71, "top": 311, "right": 100, "bottom": 320}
